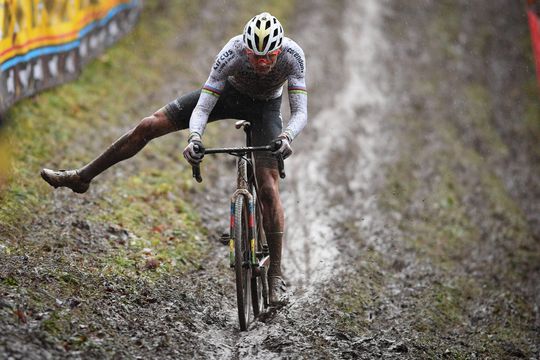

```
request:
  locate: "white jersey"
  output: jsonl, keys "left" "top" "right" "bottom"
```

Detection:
{"left": 189, "top": 35, "right": 308, "bottom": 141}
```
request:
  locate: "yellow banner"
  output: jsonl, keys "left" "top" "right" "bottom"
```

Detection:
{"left": 0, "top": 0, "right": 141, "bottom": 113}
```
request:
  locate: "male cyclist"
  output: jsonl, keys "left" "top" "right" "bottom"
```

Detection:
{"left": 41, "top": 12, "right": 308, "bottom": 305}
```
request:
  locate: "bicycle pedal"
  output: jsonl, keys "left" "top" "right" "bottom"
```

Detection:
{"left": 219, "top": 232, "right": 230, "bottom": 245}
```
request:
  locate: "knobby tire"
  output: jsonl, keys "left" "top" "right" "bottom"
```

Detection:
{"left": 234, "top": 195, "right": 251, "bottom": 331}
{"left": 251, "top": 194, "right": 266, "bottom": 316}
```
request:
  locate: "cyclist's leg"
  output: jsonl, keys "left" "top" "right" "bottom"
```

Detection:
{"left": 41, "top": 87, "right": 235, "bottom": 192}
{"left": 251, "top": 95, "right": 285, "bottom": 279}
{"left": 76, "top": 90, "right": 207, "bottom": 183}
{"left": 76, "top": 110, "right": 177, "bottom": 182}
{"left": 256, "top": 167, "right": 284, "bottom": 274}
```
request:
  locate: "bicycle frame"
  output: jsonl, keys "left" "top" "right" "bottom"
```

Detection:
{"left": 191, "top": 121, "right": 285, "bottom": 329}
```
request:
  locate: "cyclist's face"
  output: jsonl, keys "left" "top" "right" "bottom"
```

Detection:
{"left": 246, "top": 48, "right": 282, "bottom": 74}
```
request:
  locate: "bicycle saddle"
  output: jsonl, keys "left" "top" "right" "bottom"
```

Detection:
{"left": 235, "top": 120, "right": 251, "bottom": 130}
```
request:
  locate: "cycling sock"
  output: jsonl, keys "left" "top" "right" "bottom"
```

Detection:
{"left": 266, "top": 231, "right": 283, "bottom": 277}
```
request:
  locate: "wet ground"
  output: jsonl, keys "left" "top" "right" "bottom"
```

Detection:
{"left": 1, "top": 0, "right": 539, "bottom": 359}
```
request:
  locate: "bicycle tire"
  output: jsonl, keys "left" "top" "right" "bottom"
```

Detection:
{"left": 234, "top": 195, "right": 252, "bottom": 331}
{"left": 251, "top": 193, "right": 267, "bottom": 316}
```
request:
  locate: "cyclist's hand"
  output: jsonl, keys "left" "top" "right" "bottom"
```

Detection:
{"left": 271, "top": 133, "right": 292, "bottom": 159}
{"left": 183, "top": 134, "right": 205, "bottom": 166}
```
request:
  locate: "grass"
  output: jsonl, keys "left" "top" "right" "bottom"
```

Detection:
{"left": 0, "top": 1, "right": 195, "bottom": 228}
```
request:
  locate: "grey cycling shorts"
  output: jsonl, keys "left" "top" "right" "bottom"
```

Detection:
{"left": 163, "top": 81, "right": 282, "bottom": 168}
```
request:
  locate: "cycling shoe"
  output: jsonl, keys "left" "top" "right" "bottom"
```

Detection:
{"left": 268, "top": 275, "right": 287, "bottom": 306}
{"left": 40, "top": 169, "right": 90, "bottom": 194}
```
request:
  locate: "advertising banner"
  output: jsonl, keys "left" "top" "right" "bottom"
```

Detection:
{"left": 0, "top": 0, "right": 142, "bottom": 115}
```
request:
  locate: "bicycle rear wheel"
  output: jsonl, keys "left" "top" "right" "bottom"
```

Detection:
{"left": 251, "top": 195, "right": 268, "bottom": 316}
{"left": 234, "top": 195, "right": 252, "bottom": 331}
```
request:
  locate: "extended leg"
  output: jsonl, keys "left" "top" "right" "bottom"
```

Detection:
{"left": 41, "top": 110, "right": 177, "bottom": 193}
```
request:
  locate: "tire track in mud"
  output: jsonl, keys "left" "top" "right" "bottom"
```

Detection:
{"left": 193, "top": 0, "right": 393, "bottom": 358}
{"left": 283, "top": 0, "right": 389, "bottom": 287}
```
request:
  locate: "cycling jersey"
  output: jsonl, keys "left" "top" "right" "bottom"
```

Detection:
{"left": 189, "top": 35, "right": 308, "bottom": 141}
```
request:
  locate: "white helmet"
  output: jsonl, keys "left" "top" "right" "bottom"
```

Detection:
{"left": 243, "top": 12, "right": 284, "bottom": 55}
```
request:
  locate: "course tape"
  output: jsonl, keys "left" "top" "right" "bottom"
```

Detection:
{"left": 0, "top": 0, "right": 142, "bottom": 115}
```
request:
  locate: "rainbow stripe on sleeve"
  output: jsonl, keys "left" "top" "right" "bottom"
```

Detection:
{"left": 288, "top": 86, "right": 308, "bottom": 95}
{"left": 201, "top": 84, "right": 222, "bottom": 97}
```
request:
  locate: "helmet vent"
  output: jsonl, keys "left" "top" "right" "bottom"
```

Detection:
{"left": 254, "top": 34, "right": 260, "bottom": 50}
{"left": 262, "top": 35, "right": 269, "bottom": 51}
{"left": 265, "top": 21, "right": 271, "bottom": 30}
{"left": 273, "top": 29, "right": 278, "bottom": 37}
{"left": 256, "top": 20, "right": 261, "bottom": 28}
{"left": 269, "top": 40, "right": 277, "bottom": 51}
{"left": 247, "top": 38, "right": 254, "bottom": 50}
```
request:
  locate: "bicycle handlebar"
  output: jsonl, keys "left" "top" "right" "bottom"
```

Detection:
{"left": 191, "top": 143, "right": 286, "bottom": 182}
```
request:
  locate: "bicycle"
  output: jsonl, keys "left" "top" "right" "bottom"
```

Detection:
{"left": 191, "top": 120, "right": 286, "bottom": 331}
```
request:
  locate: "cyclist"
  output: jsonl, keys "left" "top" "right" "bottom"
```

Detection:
{"left": 41, "top": 12, "right": 308, "bottom": 305}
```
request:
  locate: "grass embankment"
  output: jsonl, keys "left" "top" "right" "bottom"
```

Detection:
{"left": 328, "top": 2, "right": 540, "bottom": 358}
{"left": 0, "top": 1, "right": 206, "bottom": 273}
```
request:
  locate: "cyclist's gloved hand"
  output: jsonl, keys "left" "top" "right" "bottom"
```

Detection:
{"left": 183, "top": 133, "right": 205, "bottom": 166}
{"left": 271, "top": 133, "right": 293, "bottom": 159}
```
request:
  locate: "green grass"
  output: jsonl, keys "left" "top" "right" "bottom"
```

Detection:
{"left": 0, "top": 0, "right": 215, "bottom": 280}
{"left": 0, "top": 0, "right": 207, "bottom": 222}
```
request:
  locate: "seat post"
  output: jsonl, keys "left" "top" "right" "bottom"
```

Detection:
{"left": 235, "top": 120, "right": 252, "bottom": 147}
{"left": 244, "top": 124, "right": 252, "bottom": 148}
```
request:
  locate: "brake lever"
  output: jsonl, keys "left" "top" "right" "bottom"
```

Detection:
{"left": 277, "top": 153, "right": 286, "bottom": 179}
{"left": 192, "top": 144, "right": 204, "bottom": 183}
{"left": 192, "top": 165, "right": 202, "bottom": 183}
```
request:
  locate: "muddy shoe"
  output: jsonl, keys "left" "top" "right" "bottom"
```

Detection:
{"left": 40, "top": 169, "right": 90, "bottom": 194}
{"left": 268, "top": 275, "right": 287, "bottom": 306}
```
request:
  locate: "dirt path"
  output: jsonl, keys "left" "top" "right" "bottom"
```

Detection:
{"left": 190, "top": 0, "right": 396, "bottom": 358}
{"left": 1, "top": 0, "right": 538, "bottom": 359}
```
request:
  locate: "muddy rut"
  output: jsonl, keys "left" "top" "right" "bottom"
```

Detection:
{"left": 1, "top": 0, "right": 539, "bottom": 359}
{"left": 190, "top": 0, "right": 395, "bottom": 358}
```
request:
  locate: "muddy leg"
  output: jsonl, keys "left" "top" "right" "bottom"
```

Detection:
{"left": 256, "top": 166, "right": 284, "bottom": 277}
{"left": 78, "top": 110, "right": 177, "bottom": 181}
{"left": 41, "top": 110, "right": 178, "bottom": 193}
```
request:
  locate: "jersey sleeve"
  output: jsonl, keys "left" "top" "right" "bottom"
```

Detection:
{"left": 189, "top": 39, "right": 239, "bottom": 137}
{"left": 285, "top": 44, "right": 308, "bottom": 141}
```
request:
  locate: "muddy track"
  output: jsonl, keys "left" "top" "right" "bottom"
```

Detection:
{"left": 189, "top": 0, "right": 395, "bottom": 358}
{"left": 1, "top": 0, "right": 539, "bottom": 359}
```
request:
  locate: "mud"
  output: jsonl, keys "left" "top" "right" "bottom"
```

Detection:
{"left": 1, "top": 0, "right": 539, "bottom": 359}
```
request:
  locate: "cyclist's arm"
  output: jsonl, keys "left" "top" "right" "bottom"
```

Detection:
{"left": 284, "top": 46, "right": 308, "bottom": 141}
{"left": 189, "top": 39, "right": 239, "bottom": 138}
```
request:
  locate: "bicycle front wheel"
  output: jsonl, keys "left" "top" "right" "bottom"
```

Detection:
{"left": 234, "top": 195, "right": 252, "bottom": 331}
